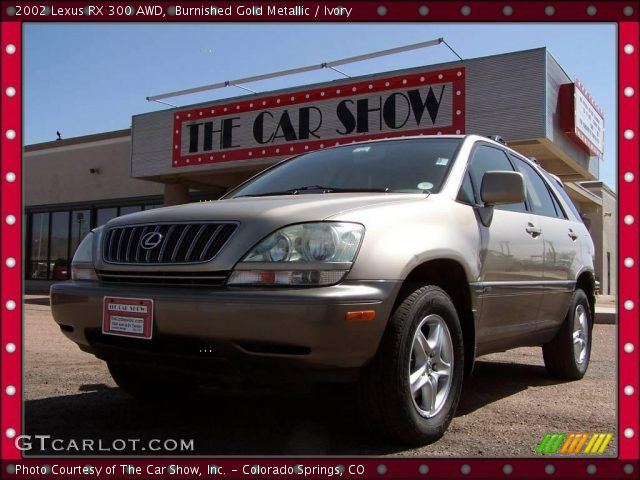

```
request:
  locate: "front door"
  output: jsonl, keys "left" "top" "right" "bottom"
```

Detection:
{"left": 465, "top": 144, "right": 546, "bottom": 351}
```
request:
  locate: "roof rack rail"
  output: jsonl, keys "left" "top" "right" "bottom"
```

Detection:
{"left": 487, "top": 135, "right": 506, "bottom": 145}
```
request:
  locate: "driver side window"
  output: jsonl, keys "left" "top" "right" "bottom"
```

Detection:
{"left": 466, "top": 145, "right": 527, "bottom": 213}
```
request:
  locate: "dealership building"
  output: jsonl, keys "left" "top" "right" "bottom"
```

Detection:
{"left": 24, "top": 47, "right": 617, "bottom": 294}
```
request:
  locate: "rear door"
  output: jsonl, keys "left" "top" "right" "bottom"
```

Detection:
{"left": 465, "top": 144, "right": 546, "bottom": 349}
{"left": 509, "top": 155, "right": 578, "bottom": 326}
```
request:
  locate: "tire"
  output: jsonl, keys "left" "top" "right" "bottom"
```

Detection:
{"left": 543, "top": 289, "right": 593, "bottom": 380}
{"left": 107, "top": 361, "right": 197, "bottom": 401}
{"left": 357, "top": 285, "right": 464, "bottom": 445}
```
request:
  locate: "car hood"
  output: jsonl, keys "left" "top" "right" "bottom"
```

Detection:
{"left": 97, "top": 193, "right": 429, "bottom": 271}
{"left": 107, "top": 193, "right": 427, "bottom": 227}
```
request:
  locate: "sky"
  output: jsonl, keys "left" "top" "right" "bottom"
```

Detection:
{"left": 23, "top": 23, "right": 617, "bottom": 189}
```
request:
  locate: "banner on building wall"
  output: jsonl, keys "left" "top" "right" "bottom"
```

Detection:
{"left": 171, "top": 67, "right": 466, "bottom": 167}
{"left": 559, "top": 80, "right": 605, "bottom": 159}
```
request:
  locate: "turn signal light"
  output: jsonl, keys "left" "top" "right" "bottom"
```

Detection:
{"left": 345, "top": 310, "right": 376, "bottom": 322}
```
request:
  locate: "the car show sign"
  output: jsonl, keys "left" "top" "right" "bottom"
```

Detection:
{"left": 560, "top": 80, "right": 605, "bottom": 159}
{"left": 171, "top": 67, "right": 465, "bottom": 167}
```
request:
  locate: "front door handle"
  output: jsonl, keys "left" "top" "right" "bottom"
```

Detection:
{"left": 568, "top": 229, "right": 578, "bottom": 241}
{"left": 525, "top": 222, "right": 542, "bottom": 237}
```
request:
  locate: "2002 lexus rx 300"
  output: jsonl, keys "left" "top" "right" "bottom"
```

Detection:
{"left": 51, "top": 134, "right": 595, "bottom": 445}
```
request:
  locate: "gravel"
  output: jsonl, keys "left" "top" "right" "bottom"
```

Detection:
{"left": 23, "top": 295, "right": 616, "bottom": 456}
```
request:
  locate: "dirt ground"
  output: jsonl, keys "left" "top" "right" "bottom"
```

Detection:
{"left": 23, "top": 295, "right": 616, "bottom": 457}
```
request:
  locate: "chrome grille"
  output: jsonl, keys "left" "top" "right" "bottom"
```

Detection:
{"left": 97, "top": 270, "right": 229, "bottom": 287}
{"left": 102, "top": 222, "right": 238, "bottom": 264}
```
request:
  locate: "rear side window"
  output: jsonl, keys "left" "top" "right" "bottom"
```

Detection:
{"left": 510, "top": 156, "right": 563, "bottom": 218}
{"left": 543, "top": 171, "right": 583, "bottom": 222}
{"left": 467, "top": 145, "right": 527, "bottom": 213}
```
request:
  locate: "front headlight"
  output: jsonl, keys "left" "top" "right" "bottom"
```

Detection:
{"left": 70, "top": 231, "right": 97, "bottom": 281}
{"left": 228, "top": 222, "right": 364, "bottom": 286}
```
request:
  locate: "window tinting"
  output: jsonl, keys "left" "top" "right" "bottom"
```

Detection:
{"left": 511, "top": 156, "right": 561, "bottom": 218}
{"left": 541, "top": 170, "right": 583, "bottom": 222}
{"left": 548, "top": 189, "right": 565, "bottom": 219}
{"left": 457, "top": 172, "right": 475, "bottom": 204}
{"left": 468, "top": 145, "right": 526, "bottom": 213}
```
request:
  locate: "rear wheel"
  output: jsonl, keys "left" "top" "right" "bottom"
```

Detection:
{"left": 543, "top": 289, "right": 593, "bottom": 379}
{"left": 107, "top": 361, "right": 197, "bottom": 401}
{"left": 358, "top": 285, "right": 464, "bottom": 445}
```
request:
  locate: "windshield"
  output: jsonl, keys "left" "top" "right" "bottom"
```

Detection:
{"left": 228, "top": 138, "right": 462, "bottom": 198}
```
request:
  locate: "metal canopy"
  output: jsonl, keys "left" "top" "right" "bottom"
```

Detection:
{"left": 147, "top": 37, "right": 450, "bottom": 103}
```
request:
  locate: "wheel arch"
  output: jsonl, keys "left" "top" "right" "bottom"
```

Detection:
{"left": 399, "top": 258, "right": 477, "bottom": 377}
{"left": 575, "top": 269, "right": 596, "bottom": 319}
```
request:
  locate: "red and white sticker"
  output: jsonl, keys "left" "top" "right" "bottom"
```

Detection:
{"left": 102, "top": 297, "right": 154, "bottom": 339}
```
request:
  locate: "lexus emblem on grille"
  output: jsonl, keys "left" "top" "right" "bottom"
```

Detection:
{"left": 140, "top": 231, "right": 163, "bottom": 250}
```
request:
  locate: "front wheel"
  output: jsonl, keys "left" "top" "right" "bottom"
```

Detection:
{"left": 358, "top": 285, "right": 464, "bottom": 445}
{"left": 543, "top": 289, "right": 593, "bottom": 379}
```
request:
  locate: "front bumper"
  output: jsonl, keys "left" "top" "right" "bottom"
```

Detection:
{"left": 50, "top": 280, "right": 401, "bottom": 382}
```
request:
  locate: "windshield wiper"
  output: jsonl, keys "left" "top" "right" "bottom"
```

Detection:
{"left": 236, "top": 186, "right": 390, "bottom": 197}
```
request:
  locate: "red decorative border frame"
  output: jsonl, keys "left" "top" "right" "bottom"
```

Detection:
{"left": 1, "top": 19, "right": 21, "bottom": 462}
{"left": 618, "top": 18, "right": 639, "bottom": 464}
{"left": 1, "top": 2, "right": 638, "bottom": 478}
{"left": 172, "top": 68, "right": 465, "bottom": 168}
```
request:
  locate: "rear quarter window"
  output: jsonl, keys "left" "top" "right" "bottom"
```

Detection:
{"left": 509, "top": 155, "right": 563, "bottom": 219}
{"left": 542, "top": 170, "right": 584, "bottom": 222}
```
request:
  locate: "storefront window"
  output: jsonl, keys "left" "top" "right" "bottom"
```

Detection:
{"left": 119, "top": 205, "right": 142, "bottom": 216}
{"left": 30, "top": 213, "right": 50, "bottom": 279}
{"left": 50, "top": 211, "right": 70, "bottom": 280}
{"left": 27, "top": 199, "right": 162, "bottom": 281}
{"left": 70, "top": 210, "right": 90, "bottom": 258}
{"left": 96, "top": 207, "right": 118, "bottom": 227}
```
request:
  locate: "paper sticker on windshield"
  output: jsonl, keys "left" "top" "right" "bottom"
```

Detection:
{"left": 435, "top": 157, "right": 449, "bottom": 166}
{"left": 352, "top": 147, "right": 371, "bottom": 153}
{"left": 417, "top": 182, "right": 434, "bottom": 191}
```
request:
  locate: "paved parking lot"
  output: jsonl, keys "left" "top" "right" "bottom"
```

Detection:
{"left": 23, "top": 295, "right": 616, "bottom": 456}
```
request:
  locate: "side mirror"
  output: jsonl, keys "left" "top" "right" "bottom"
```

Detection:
{"left": 480, "top": 171, "right": 525, "bottom": 206}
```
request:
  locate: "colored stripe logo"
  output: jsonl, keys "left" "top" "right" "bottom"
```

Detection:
{"left": 536, "top": 433, "right": 613, "bottom": 455}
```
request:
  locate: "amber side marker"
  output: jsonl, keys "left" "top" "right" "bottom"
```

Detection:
{"left": 345, "top": 310, "right": 376, "bottom": 322}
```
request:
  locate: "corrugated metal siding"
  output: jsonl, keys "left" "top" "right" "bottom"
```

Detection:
{"left": 131, "top": 110, "right": 174, "bottom": 178}
{"left": 132, "top": 48, "right": 549, "bottom": 179}
{"left": 545, "top": 51, "right": 599, "bottom": 178}
{"left": 465, "top": 48, "right": 546, "bottom": 140}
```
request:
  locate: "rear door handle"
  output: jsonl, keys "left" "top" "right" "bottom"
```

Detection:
{"left": 568, "top": 229, "right": 578, "bottom": 241}
{"left": 525, "top": 223, "right": 542, "bottom": 237}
